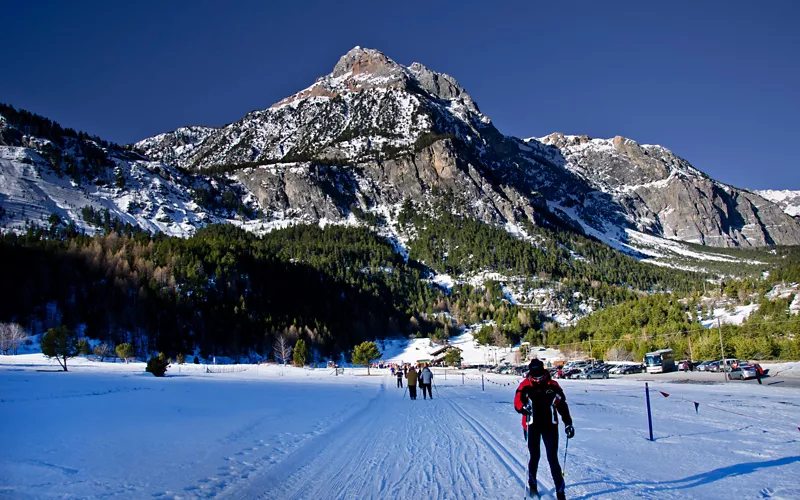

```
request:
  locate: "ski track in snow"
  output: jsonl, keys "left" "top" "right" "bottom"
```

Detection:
{"left": 1, "top": 360, "right": 799, "bottom": 499}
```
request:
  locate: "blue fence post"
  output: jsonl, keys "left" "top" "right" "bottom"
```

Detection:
{"left": 645, "top": 382, "right": 654, "bottom": 441}
{"left": 482, "top": 374, "right": 485, "bottom": 391}
{"left": 462, "top": 372, "right": 465, "bottom": 385}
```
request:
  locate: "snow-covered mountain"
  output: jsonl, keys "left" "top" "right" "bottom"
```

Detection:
{"left": 0, "top": 109, "right": 259, "bottom": 236}
{"left": 755, "top": 189, "right": 800, "bottom": 220}
{"left": 531, "top": 133, "right": 800, "bottom": 247}
{"left": 3, "top": 46, "right": 800, "bottom": 252}
{"left": 134, "top": 47, "right": 800, "bottom": 249}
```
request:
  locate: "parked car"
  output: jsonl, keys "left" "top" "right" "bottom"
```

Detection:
{"left": 583, "top": 367, "right": 609, "bottom": 379}
{"left": 561, "top": 368, "right": 582, "bottom": 379}
{"left": 728, "top": 363, "right": 768, "bottom": 380}
{"left": 698, "top": 360, "right": 721, "bottom": 372}
{"left": 695, "top": 361, "right": 713, "bottom": 371}
{"left": 620, "top": 364, "right": 644, "bottom": 375}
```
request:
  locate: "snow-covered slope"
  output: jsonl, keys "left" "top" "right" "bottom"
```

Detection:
{"left": 755, "top": 189, "right": 800, "bottom": 219}
{"left": 0, "top": 112, "right": 260, "bottom": 236}
{"left": 0, "top": 146, "right": 213, "bottom": 236}
{"left": 380, "top": 332, "right": 564, "bottom": 366}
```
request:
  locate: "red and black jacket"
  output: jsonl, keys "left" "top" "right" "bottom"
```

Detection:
{"left": 514, "top": 375, "right": 572, "bottom": 430}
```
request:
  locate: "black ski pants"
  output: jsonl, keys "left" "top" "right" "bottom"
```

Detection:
{"left": 420, "top": 383, "right": 432, "bottom": 399}
{"left": 397, "top": 377, "right": 403, "bottom": 388}
{"left": 525, "top": 426, "right": 565, "bottom": 493}
{"left": 408, "top": 385, "right": 417, "bottom": 399}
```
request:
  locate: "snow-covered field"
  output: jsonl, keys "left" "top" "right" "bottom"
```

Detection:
{"left": 2, "top": 354, "right": 799, "bottom": 499}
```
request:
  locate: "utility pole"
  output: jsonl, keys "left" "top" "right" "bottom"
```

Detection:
{"left": 718, "top": 319, "right": 727, "bottom": 383}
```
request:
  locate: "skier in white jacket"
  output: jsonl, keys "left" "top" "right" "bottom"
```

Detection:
{"left": 420, "top": 365, "right": 434, "bottom": 400}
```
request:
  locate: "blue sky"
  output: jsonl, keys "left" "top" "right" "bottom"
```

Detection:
{"left": 1, "top": 0, "right": 798, "bottom": 189}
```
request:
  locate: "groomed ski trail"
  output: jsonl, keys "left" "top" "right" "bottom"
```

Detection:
{"left": 224, "top": 377, "right": 549, "bottom": 500}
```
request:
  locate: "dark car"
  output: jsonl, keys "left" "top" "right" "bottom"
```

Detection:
{"left": 582, "top": 367, "right": 609, "bottom": 379}
{"left": 698, "top": 360, "right": 720, "bottom": 372}
{"left": 620, "top": 364, "right": 644, "bottom": 374}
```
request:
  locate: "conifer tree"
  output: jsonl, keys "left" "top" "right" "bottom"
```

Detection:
{"left": 352, "top": 341, "right": 381, "bottom": 375}
{"left": 41, "top": 326, "right": 79, "bottom": 371}
{"left": 293, "top": 339, "right": 308, "bottom": 367}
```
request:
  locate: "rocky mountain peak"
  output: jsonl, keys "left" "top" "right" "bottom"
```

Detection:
{"left": 331, "top": 46, "right": 402, "bottom": 79}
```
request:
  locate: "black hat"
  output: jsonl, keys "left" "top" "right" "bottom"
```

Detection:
{"left": 528, "top": 359, "right": 546, "bottom": 378}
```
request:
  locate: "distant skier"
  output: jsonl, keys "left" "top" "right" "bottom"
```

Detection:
{"left": 396, "top": 368, "right": 404, "bottom": 388}
{"left": 420, "top": 364, "right": 434, "bottom": 400}
{"left": 514, "top": 359, "right": 574, "bottom": 500}
{"left": 406, "top": 366, "right": 418, "bottom": 400}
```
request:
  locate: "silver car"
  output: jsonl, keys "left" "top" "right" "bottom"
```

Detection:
{"left": 728, "top": 363, "right": 766, "bottom": 380}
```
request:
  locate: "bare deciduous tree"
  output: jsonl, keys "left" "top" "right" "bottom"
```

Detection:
{"left": 93, "top": 343, "right": 111, "bottom": 361}
{"left": 273, "top": 335, "right": 293, "bottom": 365}
{"left": 0, "top": 323, "right": 28, "bottom": 355}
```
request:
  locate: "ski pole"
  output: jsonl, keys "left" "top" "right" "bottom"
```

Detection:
{"left": 524, "top": 408, "right": 533, "bottom": 498}
{"left": 525, "top": 423, "right": 529, "bottom": 498}
{"left": 562, "top": 435, "right": 570, "bottom": 477}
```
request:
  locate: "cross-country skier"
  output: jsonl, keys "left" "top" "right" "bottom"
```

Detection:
{"left": 420, "top": 364, "right": 434, "bottom": 399}
{"left": 406, "top": 366, "right": 418, "bottom": 400}
{"left": 514, "top": 359, "right": 574, "bottom": 499}
{"left": 396, "top": 368, "right": 404, "bottom": 388}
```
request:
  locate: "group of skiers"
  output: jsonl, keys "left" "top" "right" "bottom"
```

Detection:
{"left": 392, "top": 363, "right": 434, "bottom": 400}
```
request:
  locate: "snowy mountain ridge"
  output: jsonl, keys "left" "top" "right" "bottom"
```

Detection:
{"left": 755, "top": 189, "right": 800, "bottom": 219}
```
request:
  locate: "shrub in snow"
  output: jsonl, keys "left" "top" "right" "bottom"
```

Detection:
{"left": 115, "top": 343, "right": 135, "bottom": 364}
{"left": 193, "top": 356, "right": 200, "bottom": 364}
{"left": 176, "top": 353, "right": 185, "bottom": 365}
{"left": 146, "top": 352, "right": 170, "bottom": 377}
{"left": 77, "top": 338, "right": 91, "bottom": 356}
{"left": 93, "top": 344, "right": 110, "bottom": 361}
{"left": 41, "top": 326, "right": 79, "bottom": 371}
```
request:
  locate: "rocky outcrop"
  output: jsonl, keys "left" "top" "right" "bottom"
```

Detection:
{"left": 235, "top": 138, "right": 549, "bottom": 227}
